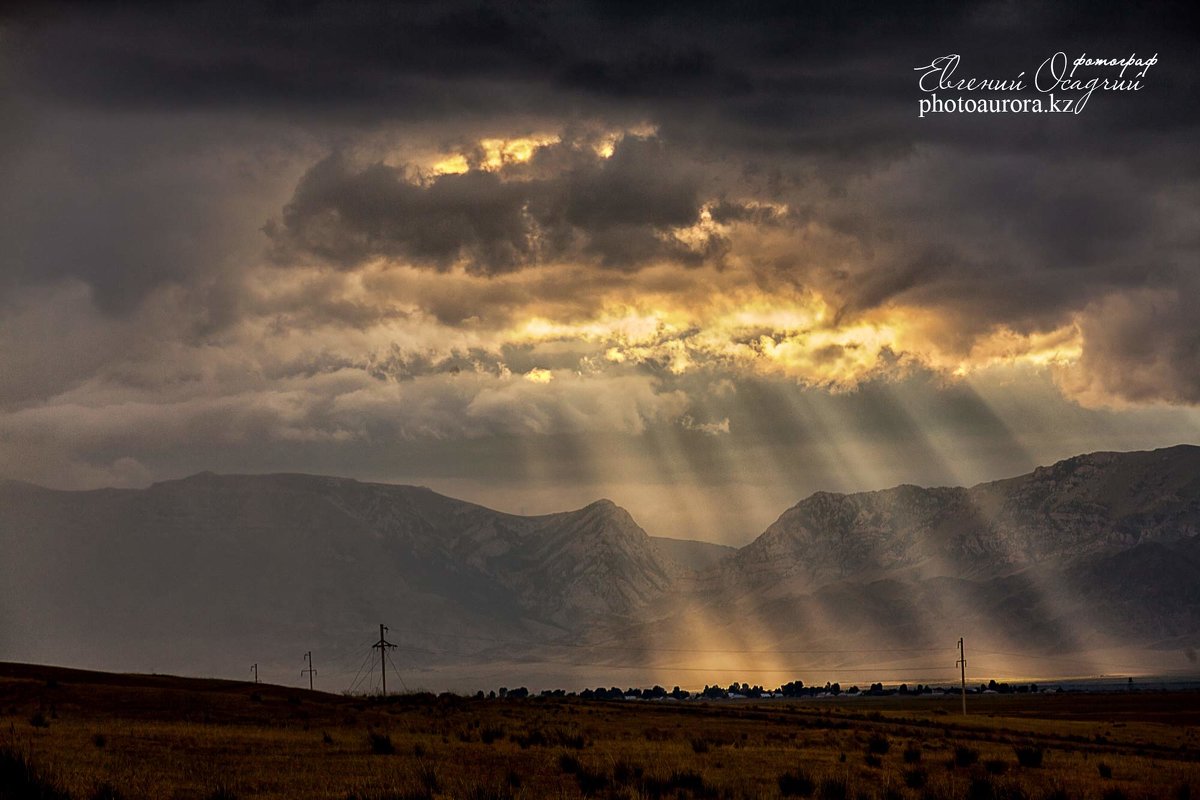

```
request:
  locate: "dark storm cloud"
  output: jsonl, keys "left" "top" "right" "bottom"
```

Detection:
{"left": 267, "top": 136, "right": 711, "bottom": 273}
{"left": 2, "top": 0, "right": 1200, "bottom": 404}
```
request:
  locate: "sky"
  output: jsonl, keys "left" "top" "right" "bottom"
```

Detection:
{"left": 1, "top": 1, "right": 1198, "bottom": 544}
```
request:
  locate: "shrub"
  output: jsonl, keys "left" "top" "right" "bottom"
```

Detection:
{"left": 612, "top": 760, "right": 642, "bottom": 785}
{"left": 0, "top": 746, "right": 71, "bottom": 800}
{"left": 415, "top": 762, "right": 439, "bottom": 795}
{"left": 558, "top": 753, "right": 581, "bottom": 774}
{"left": 867, "top": 733, "right": 890, "bottom": 754}
{"left": 1101, "top": 791, "right": 1127, "bottom": 800}
{"left": 90, "top": 783, "right": 127, "bottom": 800}
{"left": 1014, "top": 747, "right": 1043, "bottom": 768}
{"left": 511, "top": 728, "right": 545, "bottom": 748}
{"left": 1098, "top": 763, "right": 1113, "bottom": 780}
{"left": 461, "top": 781, "right": 517, "bottom": 800}
{"left": 574, "top": 767, "right": 608, "bottom": 795}
{"left": 864, "top": 753, "right": 882, "bottom": 768}
{"left": 778, "top": 770, "right": 816, "bottom": 797}
{"left": 985, "top": 759, "right": 1008, "bottom": 775}
{"left": 818, "top": 777, "right": 848, "bottom": 800}
{"left": 368, "top": 732, "right": 395, "bottom": 755}
{"left": 206, "top": 787, "right": 239, "bottom": 800}
{"left": 903, "top": 745, "right": 921, "bottom": 763}
{"left": 28, "top": 711, "right": 49, "bottom": 728}
{"left": 668, "top": 772, "right": 707, "bottom": 793}
{"left": 92, "top": 733, "right": 108, "bottom": 749}
{"left": 904, "top": 768, "right": 927, "bottom": 789}
{"left": 955, "top": 746, "right": 980, "bottom": 767}
{"left": 968, "top": 777, "right": 996, "bottom": 800}
{"left": 690, "top": 737, "right": 710, "bottom": 754}
{"left": 322, "top": 731, "right": 334, "bottom": 745}
{"left": 479, "top": 726, "right": 504, "bottom": 744}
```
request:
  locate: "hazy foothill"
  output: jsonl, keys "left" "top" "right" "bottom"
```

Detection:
{"left": 3, "top": 446, "right": 1199, "bottom": 688}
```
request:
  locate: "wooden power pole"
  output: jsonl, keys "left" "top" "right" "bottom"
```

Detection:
{"left": 373, "top": 624, "right": 397, "bottom": 696}
{"left": 251, "top": 663, "right": 258, "bottom": 684}
{"left": 302, "top": 651, "right": 317, "bottom": 691}
{"left": 957, "top": 637, "right": 967, "bottom": 715}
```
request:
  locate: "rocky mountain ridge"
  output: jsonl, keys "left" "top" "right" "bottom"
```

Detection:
{"left": 2, "top": 445, "right": 1198, "bottom": 682}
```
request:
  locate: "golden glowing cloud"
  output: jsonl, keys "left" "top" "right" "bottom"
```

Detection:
{"left": 430, "top": 134, "right": 561, "bottom": 175}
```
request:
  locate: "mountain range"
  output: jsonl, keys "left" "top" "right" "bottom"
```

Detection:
{"left": 2, "top": 445, "right": 1199, "bottom": 689}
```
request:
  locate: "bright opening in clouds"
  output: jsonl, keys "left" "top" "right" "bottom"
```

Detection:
{"left": 1, "top": 1, "right": 1197, "bottom": 544}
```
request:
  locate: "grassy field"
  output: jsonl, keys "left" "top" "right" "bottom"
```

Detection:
{"left": 1, "top": 663, "right": 1197, "bottom": 800}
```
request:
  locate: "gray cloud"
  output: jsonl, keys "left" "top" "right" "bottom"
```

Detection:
{"left": 1, "top": 0, "right": 1199, "bottom": 526}
{"left": 267, "top": 135, "right": 714, "bottom": 273}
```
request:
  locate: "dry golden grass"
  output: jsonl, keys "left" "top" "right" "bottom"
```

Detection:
{"left": 1, "top": 663, "right": 1197, "bottom": 799}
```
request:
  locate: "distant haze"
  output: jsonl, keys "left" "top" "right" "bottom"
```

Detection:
{"left": 3, "top": 446, "right": 1199, "bottom": 692}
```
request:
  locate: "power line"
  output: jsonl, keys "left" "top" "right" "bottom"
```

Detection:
{"left": 372, "top": 623, "right": 397, "bottom": 696}
{"left": 384, "top": 648, "right": 409, "bottom": 693}
{"left": 302, "top": 651, "right": 317, "bottom": 691}
{"left": 388, "top": 627, "right": 948, "bottom": 656}
{"left": 957, "top": 637, "right": 967, "bottom": 715}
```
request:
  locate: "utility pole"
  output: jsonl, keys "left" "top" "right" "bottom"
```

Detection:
{"left": 957, "top": 637, "right": 967, "bottom": 715}
{"left": 250, "top": 663, "right": 258, "bottom": 684}
{"left": 302, "top": 651, "right": 317, "bottom": 691}
{"left": 373, "top": 623, "right": 397, "bottom": 696}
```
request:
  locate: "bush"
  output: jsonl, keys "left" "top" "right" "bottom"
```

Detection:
{"left": 864, "top": 753, "right": 882, "bottom": 768}
{"left": 1014, "top": 746, "right": 1044, "bottom": 768}
{"left": 479, "top": 725, "right": 504, "bottom": 744}
{"left": 206, "top": 788, "right": 239, "bottom": 800}
{"left": 903, "top": 745, "right": 921, "bottom": 763}
{"left": 574, "top": 767, "right": 608, "bottom": 795}
{"left": 29, "top": 711, "right": 49, "bottom": 729}
{"left": 778, "top": 770, "right": 816, "bottom": 797}
{"left": 368, "top": 732, "right": 395, "bottom": 755}
{"left": 667, "top": 772, "right": 707, "bottom": 793}
{"left": 690, "top": 737, "right": 710, "bottom": 754}
{"left": 558, "top": 753, "right": 581, "bottom": 774}
{"left": 461, "top": 781, "right": 517, "bottom": 800}
{"left": 415, "top": 762, "right": 439, "bottom": 795}
{"left": 90, "top": 783, "right": 127, "bottom": 800}
{"left": 955, "top": 746, "right": 980, "bottom": 767}
{"left": 985, "top": 759, "right": 1008, "bottom": 775}
{"left": 967, "top": 777, "right": 996, "bottom": 800}
{"left": 904, "top": 769, "right": 927, "bottom": 789}
{"left": 92, "top": 733, "right": 108, "bottom": 749}
{"left": 1098, "top": 763, "right": 1113, "bottom": 780}
{"left": 867, "top": 733, "right": 890, "bottom": 754}
{"left": 0, "top": 745, "right": 70, "bottom": 800}
{"left": 818, "top": 777, "right": 848, "bottom": 800}
{"left": 1101, "top": 791, "right": 1127, "bottom": 800}
{"left": 611, "top": 760, "right": 642, "bottom": 785}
